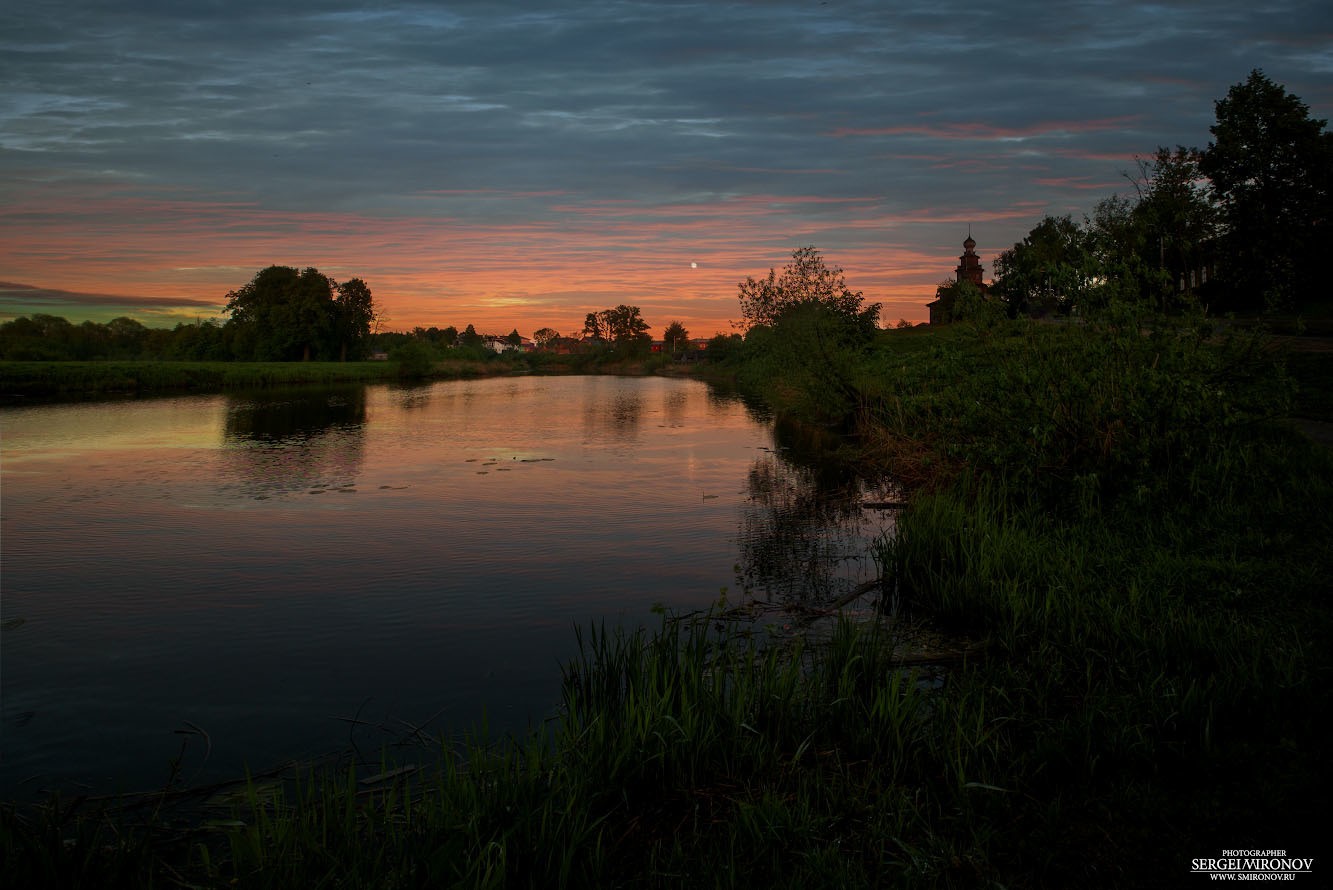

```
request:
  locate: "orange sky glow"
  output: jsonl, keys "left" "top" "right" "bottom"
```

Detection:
{"left": 2, "top": 181, "right": 1042, "bottom": 337}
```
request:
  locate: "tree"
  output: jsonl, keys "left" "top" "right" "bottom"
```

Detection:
{"left": 105, "top": 316, "right": 149, "bottom": 358}
{"left": 591, "top": 305, "right": 651, "bottom": 347}
{"left": 333, "top": 277, "right": 376, "bottom": 361}
{"left": 1073, "top": 149, "right": 1221, "bottom": 313}
{"left": 1199, "top": 70, "right": 1332, "bottom": 311}
{"left": 703, "top": 332, "right": 744, "bottom": 363}
{"left": 732, "top": 247, "right": 880, "bottom": 424}
{"left": 1132, "top": 148, "right": 1218, "bottom": 301}
{"left": 506, "top": 329, "right": 523, "bottom": 347}
{"left": 736, "top": 246, "right": 879, "bottom": 335}
{"left": 533, "top": 327, "right": 560, "bottom": 348}
{"left": 166, "top": 319, "right": 227, "bottom": 361}
{"left": 992, "top": 216, "right": 1092, "bottom": 316}
{"left": 662, "top": 320, "right": 689, "bottom": 358}
{"left": 459, "top": 324, "right": 483, "bottom": 348}
{"left": 224, "top": 266, "right": 342, "bottom": 361}
{"left": 581, "top": 312, "right": 604, "bottom": 341}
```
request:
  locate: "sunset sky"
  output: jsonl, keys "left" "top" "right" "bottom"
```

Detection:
{"left": 3, "top": 1, "right": 1331, "bottom": 337}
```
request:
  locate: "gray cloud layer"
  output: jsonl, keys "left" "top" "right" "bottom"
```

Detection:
{"left": 2, "top": 1, "right": 1331, "bottom": 326}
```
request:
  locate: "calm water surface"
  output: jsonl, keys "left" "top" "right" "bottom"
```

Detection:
{"left": 1, "top": 376, "right": 890, "bottom": 795}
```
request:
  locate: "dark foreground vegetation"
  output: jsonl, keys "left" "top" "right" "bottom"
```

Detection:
{"left": 4, "top": 305, "right": 1330, "bottom": 888}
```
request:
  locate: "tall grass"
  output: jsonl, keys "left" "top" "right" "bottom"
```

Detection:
{"left": 1, "top": 616, "right": 971, "bottom": 887}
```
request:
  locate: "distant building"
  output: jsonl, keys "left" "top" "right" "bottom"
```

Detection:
{"left": 481, "top": 334, "right": 534, "bottom": 353}
{"left": 927, "top": 234, "right": 991, "bottom": 325}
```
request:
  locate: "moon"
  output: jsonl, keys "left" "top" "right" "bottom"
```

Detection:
{"left": 690, "top": 261, "right": 698, "bottom": 269}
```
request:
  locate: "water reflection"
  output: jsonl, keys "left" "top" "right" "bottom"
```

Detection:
{"left": 735, "top": 416, "right": 894, "bottom": 604}
{"left": 385, "top": 381, "right": 435, "bottom": 411}
{"left": 220, "top": 386, "right": 368, "bottom": 498}
{"left": 224, "top": 386, "right": 368, "bottom": 441}
{"left": 662, "top": 387, "right": 688, "bottom": 429}
{"left": 0, "top": 376, "right": 896, "bottom": 796}
{"left": 581, "top": 379, "right": 644, "bottom": 446}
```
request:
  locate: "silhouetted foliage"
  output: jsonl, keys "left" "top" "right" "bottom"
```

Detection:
{"left": 582, "top": 305, "right": 652, "bottom": 353}
{"left": 223, "top": 266, "right": 377, "bottom": 361}
{"left": 736, "top": 246, "right": 879, "bottom": 336}
{"left": 991, "top": 74, "right": 1330, "bottom": 319}
{"left": 662, "top": 320, "right": 689, "bottom": 357}
{"left": 1200, "top": 69, "right": 1332, "bottom": 311}
{"left": 0, "top": 313, "right": 228, "bottom": 361}
{"left": 703, "top": 332, "right": 743, "bottom": 363}
{"left": 992, "top": 215, "right": 1092, "bottom": 316}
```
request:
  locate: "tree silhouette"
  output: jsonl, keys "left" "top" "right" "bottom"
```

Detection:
{"left": 1200, "top": 70, "right": 1332, "bottom": 311}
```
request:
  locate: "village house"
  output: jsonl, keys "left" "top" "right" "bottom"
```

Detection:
{"left": 481, "top": 334, "right": 535, "bottom": 353}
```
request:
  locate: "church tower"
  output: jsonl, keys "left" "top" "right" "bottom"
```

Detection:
{"left": 928, "top": 231, "right": 990, "bottom": 324}
{"left": 955, "top": 233, "right": 987, "bottom": 291}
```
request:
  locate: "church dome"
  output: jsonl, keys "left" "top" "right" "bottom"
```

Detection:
{"left": 963, "top": 235, "right": 976, "bottom": 250}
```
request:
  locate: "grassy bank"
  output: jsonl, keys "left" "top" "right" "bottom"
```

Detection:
{"left": 0, "top": 352, "right": 690, "bottom": 401}
{"left": 0, "top": 358, "right": 508, "bottom": 399}
{"left": 3, "top": 312, "right": 1329, "bottom": 887}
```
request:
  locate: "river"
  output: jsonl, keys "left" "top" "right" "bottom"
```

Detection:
{"left": 0, "top": 375, "right": 892, "bottom": 796}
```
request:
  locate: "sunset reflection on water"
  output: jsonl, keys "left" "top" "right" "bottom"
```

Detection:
{"left": 1, "top": 376, "right": 890, "bottom": 796}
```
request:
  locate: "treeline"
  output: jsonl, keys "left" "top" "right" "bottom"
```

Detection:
{"left": 947, "top": 69, "right": 1332, "bottom": 318}
{"left": 0, "top": 313, "right": 232, "bottom": 362}
{"left": 0, "top": 265, "right": 378, "bottom": 363}
{"left": 372, "top": 304, "right": 718, "bottom": 372}
{"left": 0, "top": 276, "right": 713, "bottom": 369}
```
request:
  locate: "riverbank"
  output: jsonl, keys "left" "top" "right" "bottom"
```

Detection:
{"left": 0, "top": 353, "right": 697, "bottom": 402}
{"left": 3, "top": 315, "right": 1330, "bottom": 887}
{"left": 0, "top": 358, "right": 510, "bottom": 401}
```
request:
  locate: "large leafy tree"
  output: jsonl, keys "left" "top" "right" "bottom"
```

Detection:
{"left": 735, "top": 248, "right": 879, "bottom": 424}
{"left": 736, "top": 246, "right": 879, "bottom": 334}
{"left": 224, "top": 266, "right": 338, "bottom": 361}
{"left": 992, "top": 216, "right": 1092, "bottom": 316}
{"left": 1199, "top": 69, "right": 1332, "bottom": 311}
{"left": 1084, "top": 148, "right": 1220, "bottom": 310}
{"left": 1133, "top": 147, "right": 1218, "bottom": 298}
{"left": 583, "top": 305, "right": 651, "bottom": 347}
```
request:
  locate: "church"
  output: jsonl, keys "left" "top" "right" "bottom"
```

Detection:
{"left": 926, "top": 234, "right": 989, "bottom": 325}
